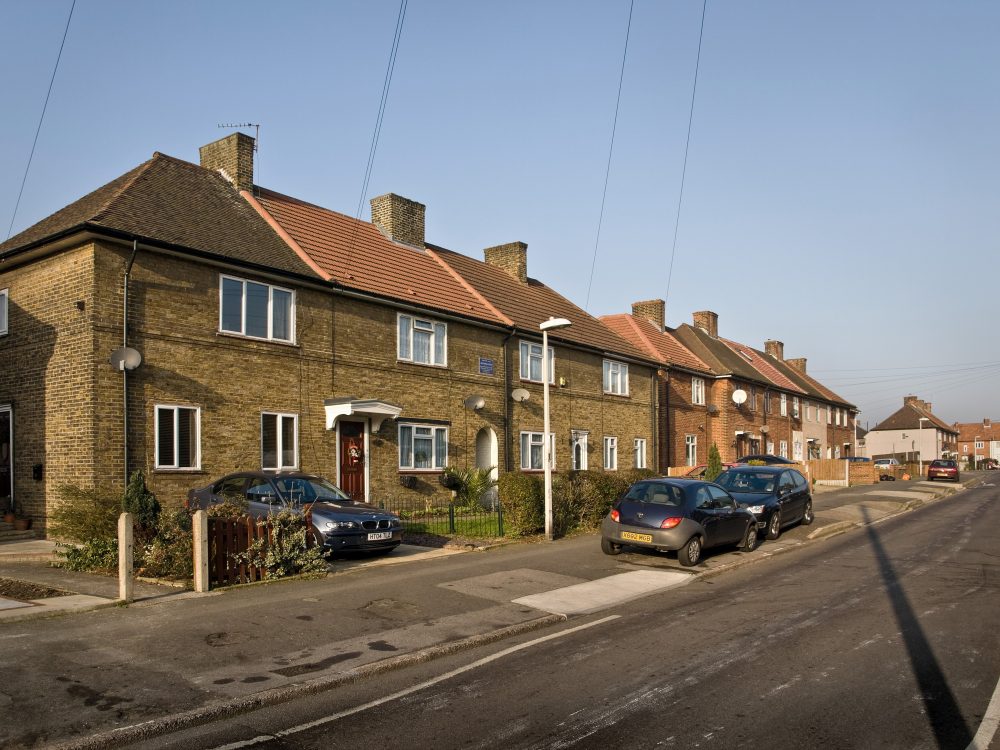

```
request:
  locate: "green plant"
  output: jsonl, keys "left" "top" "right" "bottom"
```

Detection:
{"left": 48, "top": 484, "right": 120, "bottom": 543}
{"left": 497, "top": 472, "right": 543, "bottom": 537}
{"left": 705, "top": 443, "right": 724, "bottom": 482}
{"left": 123, "top": 470, "right": 160, "bottom": 535}
{"left": 441, "top": 466, "right": 499, "bottom": 509}
{"left": 58, "top": 538, "right": 118, "bottom": 573}
{"left": 141, "top": 508, "right": 194, "bottom": 579}
{"left": 233, "top": 509, "right": 327, "bottom": 579}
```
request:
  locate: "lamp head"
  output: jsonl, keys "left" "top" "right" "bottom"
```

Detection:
{"left": 539, "top": 317, "right": 572, "bottom": 332}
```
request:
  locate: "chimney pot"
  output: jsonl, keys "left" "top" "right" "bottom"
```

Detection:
{"left": 484, "top": 242, "right": 528, "bottom": 283}
{"left": 692, "top": 310, "right": 719, "bottom": 338}
{"left": 764, "top": 340, "right": 784, "bottom": 360}
{"left": 200, "top": 132, "right": 255, "bottom": 192}
{"left": 631, "top": 299, "right": 665, "bottom": 330}
{"left": 370, "top": 193, "right": 426, "bottom": 249}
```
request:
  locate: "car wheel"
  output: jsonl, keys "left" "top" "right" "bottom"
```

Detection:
{"left": 801, "top": 500, "right": 814, "bottom": 526}
{"left": 766, "top": 511, "right": 782, "bottom": 540}
{"left": 738, "top": 523, "right": 758, "bottom": 552}
{"left": 678, "top": 536, "right": 702, "bottom": 566}
{"left": 601, "top": 537, "right": 622, "bottom": 556}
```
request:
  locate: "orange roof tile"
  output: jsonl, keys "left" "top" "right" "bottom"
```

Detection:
{"left": 601, "top": 314, "right": 709, "bottom": 372}
{"left": 720, "top": 338, "right": 807, "bottom": 395}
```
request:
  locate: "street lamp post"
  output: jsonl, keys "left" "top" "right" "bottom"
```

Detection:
{"left": 974, "top": 435, "right": 981, "bottom": 469}
{"left": 540, "top": 316, "right": 572, "bottom": 541}
{"left": 918, "top": 417, "right": 930, "bottom": 474}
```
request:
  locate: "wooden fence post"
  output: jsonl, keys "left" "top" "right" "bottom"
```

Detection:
{"left": 193, "top": 510, "right": 209, "bottom": 592}
{"left": 118, "top": 512, "right": 134, "bottom": 603}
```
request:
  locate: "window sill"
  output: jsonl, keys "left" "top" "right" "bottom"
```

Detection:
{"left": 217, "top": 331, "right": 299, "bottom": 348}
{"left": 603, "top": 391, "right": 631, "bottom": 398}
{"left": 153, "top": 468, "right": 207, "bottom": 474}
{"left": 397, "top": 360, "right": 448, "bottom": 370}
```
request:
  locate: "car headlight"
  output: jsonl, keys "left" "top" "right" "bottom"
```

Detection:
{"left": 324, "top": 520, "right": 360, "bottom": 530}
{"left": 747, "top": 505, "right": 765, "bottom": 515}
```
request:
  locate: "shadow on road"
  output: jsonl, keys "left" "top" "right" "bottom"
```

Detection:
{"left": 860, "top": 506, "right": 972, "bottom": 748}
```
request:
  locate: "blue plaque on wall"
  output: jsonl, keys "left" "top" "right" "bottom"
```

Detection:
{"left": 479, "top": 358, "right": 495, "bottom": 376}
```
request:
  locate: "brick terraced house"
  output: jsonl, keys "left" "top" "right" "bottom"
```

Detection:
{"left": 0, "top": 133, "right": 659, "bottom": 533}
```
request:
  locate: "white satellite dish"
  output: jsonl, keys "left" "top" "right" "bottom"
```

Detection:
{"left": 760, "top": 424, "right": 769, "bottom": 433}
{"left": 109, "top": 347, "right": 142, "bottom": 371}
{"left": 463, "top": 395, "right": 486, "bottom": 411}
{"left": 511, "top": 388, "right": 530, "bottom": 403}
{"left": 732, "top": 389, "right": 747, "bottom": 405}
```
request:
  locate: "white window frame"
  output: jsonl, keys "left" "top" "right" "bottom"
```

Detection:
{"left": 261, "top": 412, "right": 298, "bottom": 470}
{"left": 780, "top": 393, "right": 787, "bottom": 417}
{"left": 154, "top": 405, "right": 201, "bottom": 470}
{"left": 792, "top": 397, "right": 800, "bottom": 419}
{"left": 806, "top": 403, "right": 813, "bottom": 422}
{"left": 520, "top": 431, "right": 555, "bottom": 471}
{"left": 750, "top": 386, "right": 758, "bottom": 411}
{"left": 835, "top": 408, "right": 841, "bottom": 426}
{"left": 634, "top": 438, "right": 647, "bottom": 469}
{"left": 603, "top": 360, "right": 629, "bottom": 396}
{"left": 219, "top": 274, "right": 295, "bottom": 343}
{"left": 603, "top": 436, "right": 618, "bottom": 471}
{"left": 692, "top": 377, "right": 706, "bottom": 406}
{"left": 826, "top": 406, "right": 832, "bottom": 424}
{"left": 399, "top": 423, "right": 449, "bottom": 470}
{"left": 0, "top": 288, "right": 7, "bottom": 336}
{"left": 685, "top": 434, "right": 697, "bottom": 466}
{"left": 397, "top": 313, "right": 447, "bottom": 367}
{"left": 519, "top": 340, "right": 554, "bottom": 383}
{"left": 571, "top": 430, "right": 589, "bottom": 471}
{"left": 779, "top": 440, "right": 788, "bottom": 458}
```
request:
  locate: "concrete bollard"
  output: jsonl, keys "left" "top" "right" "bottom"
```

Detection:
{"left": 193, "top": 510, "right": 209, "bottom": 593}
{"left": 118, "top": 512, "right": 134, "bottom": 603}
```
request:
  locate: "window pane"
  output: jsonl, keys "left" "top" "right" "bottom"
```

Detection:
{"left": 281, "top": 416, "right": 296, "bottom": 467}
{"left": 399, "top": 425, "right": 412, "bottom": 467}
{"left": 245, "top": 282, "right": 269, "bottom": 338}
{"left": 519, "top": 343, "right": 530, "bottom": 379}
{"left": 157, "top": 408, "right": 174, "bottom": 467}
{"left": 603, "top": 361, "right": 611, "bottom": 391}
{"left": 221, "top": 278, "right": 243, "bottom": 333}
{"left": 434, "top": 428, "right": 447, "bottom": 468}
{"left": 178, "top": 408, "right": 197, "bottom": 468}
{"left": 272, "top": 289, "right": 292, "bottom": 341}
{"left": 413, "top": 328, "right": 431, "bottom": 364}
{"left": 434, "top": 323, "right": 446, "bottom": 365}
{"left": 262, "top": 414, "right": 277, "bottom": 469}
{"left": 0, "top": 290, "right": 7, "bottom": 334}
{"left": 398, "top": 316, "right": 411, "bottom": 359}
{"left": 414, "top": 427, "right": 432, "bottom": 468}
{"left": 530, "top": 349, "right": 542, "bottom": 382}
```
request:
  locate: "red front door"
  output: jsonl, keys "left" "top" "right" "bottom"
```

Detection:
{"left": 339, "top": 421, "right": 366, "bottom": 500}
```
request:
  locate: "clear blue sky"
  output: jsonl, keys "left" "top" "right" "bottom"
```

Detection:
{"left": 3, "top": 0, "right": 998, "bottom": 427}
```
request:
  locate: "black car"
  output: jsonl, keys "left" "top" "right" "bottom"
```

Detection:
{"left": 188, "top": 471, "right": 402, "bottom": 556}
{"left": 735, "top": 454, "right": 797, "bottom": 465}
{"left": 714, "top": 466, "right": 814, "bottom": 540}
{"left": 600, "top": 478, "right": 759, "bottom": 566}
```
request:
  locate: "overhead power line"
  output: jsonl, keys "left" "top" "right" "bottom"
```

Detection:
{"left": 6, "top": 0, "right": 76, "bottom": 241}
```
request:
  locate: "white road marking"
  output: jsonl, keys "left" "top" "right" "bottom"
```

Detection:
{"left": 967, "top": 673, "right": 1000, "bottom": 750}
{"left": 512, "top": 569, "right": 693, "bottom": 615}
{"left": 210, "top": 615, "right": 621, "bottom": 749}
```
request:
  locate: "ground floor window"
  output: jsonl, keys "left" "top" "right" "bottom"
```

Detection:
{"left": 155, "top": 405, "right": 200, "bottom": 469}
{"left": 634, "top": 438, "right": 647, "bottom": 469}
{"left": 685, "top": 434, "right": 697, "bottom": 466}
{"left": 262, "top": 412, "right": 297, "bottom": 470}
{"left": 399, "top": 424, "right": 448, "bottom": 470}
{"left": 604, "top": 436, "right": 618, "bottom": 471}
{"left": 521, "top": 431, "right": 555, "bottom": 471}
{"left": 779, "top": 440, "right": 788, "bottom": 458}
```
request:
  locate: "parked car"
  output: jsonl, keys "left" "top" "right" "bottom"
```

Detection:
{"left": 873, "top": 458, "right": 901, "bottom": 470}
{"left": 926, "top": 459, "right": 960, "bottom": 482}
{"left": 683, "top": 462, "right": 738, "bottom": 479}
{"left": 600, "top": 478, "right": 759, "bottom": 566}
{"left": 735, "top": 454, "right": 797, "bottom": 465}
{"left": 844, "top": 456, "right": 870, "bottom": 463}
{"left": 714, "top": 466, "right": 814, "bottom": 540}
{"left": 188, "top": 471, "right": 402, "bottom": 556}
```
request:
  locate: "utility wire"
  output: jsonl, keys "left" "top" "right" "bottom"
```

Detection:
{"left": 585, "top": 0, "right": 634, "bottom": 312}
{"left": 664, "top": 0, "right": 708, "bottom": 304}
{"left": 6, "top": 0, "right": 76, "bottom": 241}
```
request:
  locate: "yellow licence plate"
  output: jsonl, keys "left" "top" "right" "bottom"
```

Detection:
{"left": 621, "top": 531, "right": 652, "bottom": 543}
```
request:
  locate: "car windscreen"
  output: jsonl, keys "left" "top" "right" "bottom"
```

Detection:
{"left": 622, "top": 482, "right": 683, "bottom": 506}
{"left": 274, "top": 477, "right": 352, "bottom": 505}
{"left": 715, "top": 470, "right": 776, "bottom": 494}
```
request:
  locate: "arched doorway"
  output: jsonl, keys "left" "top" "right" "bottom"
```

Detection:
{"left": 475, "top": 428, "right": 498, "bottom": 508}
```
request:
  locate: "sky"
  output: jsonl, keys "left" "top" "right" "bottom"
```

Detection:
{"left": 2, "top": 0, "right": 998, "bottom": 427}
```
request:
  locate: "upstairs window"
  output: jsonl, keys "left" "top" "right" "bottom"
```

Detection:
{"left": 792, "top": 397, "right": 800, "bottom": 419}
{"left": 398, "top": 314, "right": 447, "bottom": 367}
{"left": 155, "top": 405, "right": 200, "bottom": 470}
{"left": 520, "top": 341, "right": 554, "bottom": 383}
{"left": 603, "top": 360, "right": 629, "bottom": 395}
{"left": 220, "top": 275, "right": 294, "bottom": 342}
{"left": 262, "top": 412, "right": 298, "bottom": 470}
{"left": 0, "top": 288, "right": 7, "bottom": 335}
{"left": 692, "top": 377, "right": 706, "bottom": 406}
{"left": 780, "top": 393, "right": 788, "bottom": 416}
{"left": 399, "top": 424, "right": 448, "bottom": 470}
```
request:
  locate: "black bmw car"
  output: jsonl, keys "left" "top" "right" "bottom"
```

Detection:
{"left": 188, "top": 471, "right": 402, "bottom": 556}
{"left": 714, "top": 465, "right": 813, "bottom": 540}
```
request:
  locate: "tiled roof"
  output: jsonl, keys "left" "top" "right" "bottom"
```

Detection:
{"left": 873, "top": 404, "right": 955, "bottom": 433}
{"left": 766, "top": 357, "right": 853, "bottom": 408}
{"left": 1, "top": 153, "right": 319, "bottom": 279}
{"left": 720, "top": 338, "right": 807, "bottom": 395}
{"left": 673, "top": 325, "right": 770, "bottom": 383}
{"left": 953, "top": 421, "right": 997, "bottom": 442}
{"left": 429, "top": 246, "right": 652, "bottom": 360}
{"left": 600, "top": 314, "right": 709, "bottom": 373}
{"left": 253, "top": 189, "right": 506, "bottom": 323}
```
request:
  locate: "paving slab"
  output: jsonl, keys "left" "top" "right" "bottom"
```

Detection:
{"left": 512, "top": 569, "right": 693, "bottom": 616}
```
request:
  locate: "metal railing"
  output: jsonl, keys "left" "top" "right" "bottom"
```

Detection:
{"left": 375, "top": 497, "right": 504, "bottom": 539}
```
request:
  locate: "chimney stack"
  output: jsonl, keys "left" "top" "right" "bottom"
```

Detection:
{"left": 786, "top": 357, "right": 807, "bottom": 374}
{"left": 692, "top": 310, "right": 718, "bottom": 338}
{"left": 370, "top": 193, "right": 426, "bottom": 249}
{"left": 200, "top": 132, "right": 255, "bottom": 193}
{"left": 764, "top": 340, "right": 784, "bottom": 360}
{"left": 484, "top": 242, "right": 528, "bottom": 283}
{"left": 632, "top": 299, "right": 665, "bottom": 330}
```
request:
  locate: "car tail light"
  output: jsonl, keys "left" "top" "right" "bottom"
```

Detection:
{"left": 660, "top": 517, "right": 682, "bottom": 529}
{"left": 610, "top": 509, "right": 620, "bottom": 523}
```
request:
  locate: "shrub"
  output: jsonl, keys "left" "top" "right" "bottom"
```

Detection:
{"left": 441, "top": 466, "right": 499, "bottom": 509}
{"left": 233, "top": 509, "right": 327, "bottom": 579}
{"left": 705, "top": 444, "right": 723, "bottom": 482}
{"left": 552, "top": 469, "right": 657, "bottom": 535}
{"left": 498, "top": 473, "right": 543, "bottom": 537}
{"left": 123, "top": 470, "right": 160, "bottom": 542}
{"left": 58, "top": 538, "right": 118, "bottom": 573}
{"left": 48, "top": 484, "right": 120, "bottom": 544}
{"left": 141, "top": 508, "right": 193, "bottom": 580}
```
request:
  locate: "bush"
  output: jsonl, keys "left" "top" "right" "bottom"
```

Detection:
{"left": 441, "top": 466, "right": 499, "bottom": 509}
{"left": 140, "top": 508, "right": 193, "bottom": 579}
{"left": 553, "top": 469, "right": 657, "bottom": 535}
{"left": 123, "top": 470, "right": 160, "bottom": 543}
{"left": 705, "top": 444, "right": 723, "bottom": 482}
{"left": 498, "top": 473, "right": 543, "bottom": 537}
{"left": 58, "top": 538, "right": 118, "bottom": 573}
{"left": 232, "top": 509, "right": 327, "bottom": 579}
{"left": 48, "top": 484, "right": 120, "bottom": 544}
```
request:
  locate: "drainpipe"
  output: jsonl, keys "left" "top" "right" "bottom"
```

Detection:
{"left": 501, "top": 328, "right": 516, "bottom": 473}
{"left": 123, "top": 240, "right": 138, "bottom": 486}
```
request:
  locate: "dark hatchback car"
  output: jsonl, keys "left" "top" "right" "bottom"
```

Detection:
{"left": 188, "top": 472, "right": 402, "bottom": 556}
{"left": 714, "top": 465, "right": 813, "bottom": 540}
{"left": 927, "top": 459, "right": 960, "bottom": 482}
{"left": 600, "top": 478, "right": 759, "bottom": 566}
{"left": 735, "top": 454, "right": 797, "bottom": 465}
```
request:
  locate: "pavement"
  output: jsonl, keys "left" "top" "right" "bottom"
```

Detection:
{"left": 0, "top": 474, "right": 982, "bottom": 749}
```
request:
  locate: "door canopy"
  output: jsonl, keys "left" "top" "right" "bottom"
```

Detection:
{"left": 324, "top": 398, "right": 402, "bottom": 432}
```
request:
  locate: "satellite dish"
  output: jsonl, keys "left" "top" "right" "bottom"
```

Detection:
{"left": 706, "top": 404, "right": 719, "bottom": 414}
{"left": 732, "top": 389, "right": 747, "bottom": 405}
{"left": 463, "top": 395, "right": 486, "bottom": 411}
{"left": 511, "top": 388, "right": 530, "bottom": 403}
{"left": 760, "top": 425, "right": 769, "bottom": 434}
{"left": 109, "top": 347, "right": 142, "bottom": 372}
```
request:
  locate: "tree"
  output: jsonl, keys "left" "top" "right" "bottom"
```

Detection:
{"left": 705, "top": 443, "right": 724, "bottom": 482}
